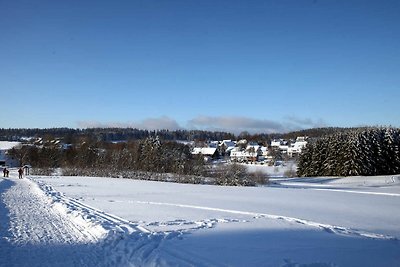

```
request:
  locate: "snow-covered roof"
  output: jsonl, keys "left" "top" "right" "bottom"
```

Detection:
{"left": 0, "top": 141, "right": 22, "bottom": 150}
{"left": 294, "top": 136, "right": 307, "bottom": 143}
{"left": 208, "top": 141, "right": 219, "bottom": 148}
{"left": 176, "top": 140, "right": 194, "bottom": 146}
{"left": 271, "top": 140, "right": 281, "bottom": 146}
{"left": 231, "top": 147, "right": 240, "bottom": 152}
{"left": 191, "top": 147, "right": 217, "bottom": 156}
{"left": 221, "top": 140, "right": 236, "bottom": 148}
{"left": 226, "top": 146, "right": 237, "bottom": 152}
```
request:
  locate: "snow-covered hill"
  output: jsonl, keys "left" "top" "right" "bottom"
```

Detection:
{"left": 1, "top": 170, "right": 400, "bottom": 266}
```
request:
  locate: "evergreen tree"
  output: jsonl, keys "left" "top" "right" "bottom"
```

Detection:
{"left": 297, "top": 127, "right": 400, "bottom": 177}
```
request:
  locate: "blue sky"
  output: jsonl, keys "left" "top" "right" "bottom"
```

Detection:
{"left": 1, "top": 0, "right": 399, "bottom": 134}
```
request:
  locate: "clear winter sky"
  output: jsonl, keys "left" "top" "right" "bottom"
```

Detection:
{"left": 1, "top": 0, "right": 399, "bottom": 134}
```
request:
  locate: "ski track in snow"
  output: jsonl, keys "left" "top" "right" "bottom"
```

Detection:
{"left": 271, "top": 175, "right": 400, "bottom": 197}
{"left": 307, "top": 188, "right": 400, "bottom": 197}
{"left": 133, "top": 201, "right": 398, "bottom": 241}
{"left": 32, "top": 178, "right": 220, "bottom": 267}
{"left": 272, "top": 184, "right": 400, "bottom": 197}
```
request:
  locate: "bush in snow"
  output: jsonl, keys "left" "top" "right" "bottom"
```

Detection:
{"left": 214, "top": 163, "right": 256, "bottom": 186}
{"left": 247, "top": 170, "right": 270, "bottom": 185}
{"left": 30, "top": 168, "right": 59, "bottom": 176}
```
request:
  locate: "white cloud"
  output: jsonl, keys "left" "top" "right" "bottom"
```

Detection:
{"left": 77, "top": 116, "right": 183, "bottom": 131}
{"left": 77, "top": 115, "right": 327, "bottom": 134}
{"left": 284, "top": 116, "right": 327, "bottom": 129}
{"left": 188, "top": 116, "right": 287, "bottom": 134}
{"left": 188, "top": 115, "right": 328, "bottom": 134}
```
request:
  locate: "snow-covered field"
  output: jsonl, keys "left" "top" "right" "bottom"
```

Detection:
{"left": 1, "top": 169, "right": 400, "bottom": 267}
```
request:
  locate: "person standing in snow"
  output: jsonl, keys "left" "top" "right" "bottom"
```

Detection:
{"left": 3, "top": 167, "right": 9, "bottom": 177}
{"left": 18, "top": 167, "right": 23, "bottom": 179}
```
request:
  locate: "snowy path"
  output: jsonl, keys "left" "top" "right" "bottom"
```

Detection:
{"left": 0, "top": 176, "right": 109, "bottom": 267}
{"left": 0, "top": 175, "right": 216, "bottom": 267}
{"left": 2, "top": 179, "right": 101, "bottom": 245}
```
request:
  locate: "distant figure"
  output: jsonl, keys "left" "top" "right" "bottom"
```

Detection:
{"left": 18, "top": 167, "right": 23, "bottom": 179}
{"left": 3, "top": 168, "right": 9, "bottom": 177}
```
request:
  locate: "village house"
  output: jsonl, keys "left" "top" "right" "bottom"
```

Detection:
{"left": 191, "top": 147, "right": 219, "bottom": 162}
{"left": 287, "top": 136, "right": 308, "bottom": 157}
{"left": 219, "top": 140, "right": 236, "bottom": 156}
{"left": 230, "top": 143, "right": 268, "bottom": 163}
{"left": 0, "top": 141, "right": 22, "bottom": 167}
{"left": 192, "top": 136, "right": 306, "bottom": 163}
{"left": 270, "top": 139, "right": 282, "bottom": 148}
{"left": 271, "top": 139, "right": 290, "bottom": 154}
{"left": 230, "top": 147, "right": 257, "bottom": 162}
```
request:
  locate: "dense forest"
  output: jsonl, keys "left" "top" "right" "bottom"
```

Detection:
{"left": 297, "top": 127, "right": 400, "bottom": 177}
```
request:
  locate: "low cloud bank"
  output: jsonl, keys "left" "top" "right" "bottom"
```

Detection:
{"left": 77, "top": 116, "right": 183, "bottom": 131}
{"left": 188, "top": 116, "right": 286, "bottom": 134}
{"left": 187, "top": 115, "right": 326, "bottom": 134}
{"left": 77, "top": 115, "right": 326, "bottom": 134}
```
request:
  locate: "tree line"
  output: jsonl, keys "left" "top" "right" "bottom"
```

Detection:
{"left": 0, "top": 126, "right": 352, "bottom": 147}
{"left": 9, "top": 136, "right": 203, "bottom": 175}
{"left": 0, "top": 128, "right": 235, "bottom": 143}
{"left": 297, "top": 127, "right": 400, "bottom": 177}
{"left": 9, "top": 135, "right": 268, "bottom": 186}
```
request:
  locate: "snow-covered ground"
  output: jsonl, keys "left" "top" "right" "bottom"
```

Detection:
{"left": 1, "top": 169, "right": 400, "bottom": 267}
{"left": 243, "top": 161, "right": 297, "bottom": 177}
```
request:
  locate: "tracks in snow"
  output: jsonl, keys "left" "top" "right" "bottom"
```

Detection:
{"left": 34, "top": 179, "right": 212, "bottom": 266}
{"left": 39, "top": 181, "right": 150, "bottom": 235}
{"left": 1, "top": 178, "right": 100, "bottom": 245}
{"left": 0, "top": 177, "right": 182, "bottom": 266}
{"left": 11, "top": 176, "right": 397, "bottom": 266}
{"left": 0, "top": 177, "right": 108, "bottom": 266}
{"left": 41, "top": 178, "right": 397, "bottom": 243}
{"left": 134, "top": 200, "right": 398, "bottom": 241}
